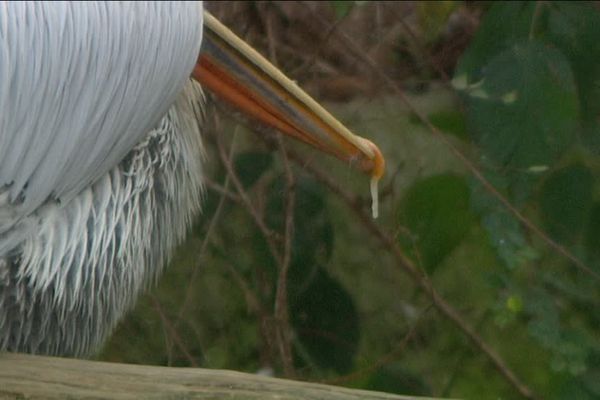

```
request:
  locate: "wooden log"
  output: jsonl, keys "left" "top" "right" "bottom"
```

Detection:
{"left": 0, "top": 353, "right": 439, "bottom": 400}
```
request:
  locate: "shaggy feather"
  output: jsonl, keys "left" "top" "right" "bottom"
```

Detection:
{"left": 0, "top": 2, "right": 206, "bottom": 356}
{"left": 0, "top": 82, "right": 205, "bottom": 356}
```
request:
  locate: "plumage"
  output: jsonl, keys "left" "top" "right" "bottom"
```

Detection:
{"left": 0, "top": 2, "right": 206, "bottom": 356}
{"left": 0, "top": 1, "right": 384, "bottom": 358}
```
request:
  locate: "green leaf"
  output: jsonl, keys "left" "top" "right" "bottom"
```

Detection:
{"left": 290, "top": 269, "right": 360, "bottom": 374}
{"left": 545, "top": 2, "right": 600, "bottom": 153}
{"left": 233, "top": 152, "right": 273, "bottom": 188}
{"left": 399, "top": 174, "right": 475, "bottom": 272}
{"left": 457, "top": 2, "right": 600, "bottom": 155}
{"left": 455, "top": 2, "right": 536, "bottom": 80}
{"left": 539, "top": 163, "right": 593, "bottom": 244}
{"left": 462, "top": 41, "right": 578, "bottom": 171}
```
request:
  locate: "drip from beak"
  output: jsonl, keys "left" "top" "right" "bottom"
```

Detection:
{"left": 192, "top": 11, "right": 385, "bottom": 217}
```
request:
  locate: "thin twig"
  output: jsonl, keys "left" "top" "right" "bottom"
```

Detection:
{"left": 273, "top": 134, "right": 296, "bottom": 378}
{"left": 224, "top": 258, "right": 265, "bottom": 317}
{"left": 151, "top": 295, "right": 198, "bottom": 367}
{"left": 393, "top": 5, "right": 451, "bottom": 82}
{"left": 218, "top": 98, "right": 536, "bottom": 399}
{"left": 267, "top": 1, "right": 347, "bottom": 79}
{"left": 282, "top": 143, "right": 537, "bottom": 400}
{"left": 223, "top": 13, "right": 538, "bottom": 389}
{"left": 529, "top": 1, "right": 545, "bottom": 40}
{"left": 203, "top": 177, "right": 241, "bottom": 203}
{"left": 305, "top": 3, "right": 599, "bottom": 283}
{"left": 177, "top": 123, "right": 239, "bottom": 323}
{"left": 440, "top": 310, "right": 492, "bottom": 397}
{"left": 214, "top": 127, "right": 283, "bottom": 267}
{"left": 322, "top": 304, "right": 433, "bottom": 386}
{"left": 214, "top": 125, "right": 300, "bottom": 374}
{"left": 262, "top": 2, "right": 279, "bottom": 66}
{"left": 219, "top": 248, "right": 278, "bottom": 369}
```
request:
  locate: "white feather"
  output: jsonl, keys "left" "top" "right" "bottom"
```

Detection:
{"left": 0, "top": 2, "right": 206, "bottom": 356}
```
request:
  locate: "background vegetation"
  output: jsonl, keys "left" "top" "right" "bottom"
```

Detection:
{"left": 100, "top": 2, "right": 600, "bottom": 399}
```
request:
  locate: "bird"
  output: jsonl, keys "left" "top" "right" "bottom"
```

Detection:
{"left": 0, "top": 2, "right": 384, "bottom": 357}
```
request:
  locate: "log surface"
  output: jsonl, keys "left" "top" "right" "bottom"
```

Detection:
{"left": 0, "top": 353, "right": 439, "bottom": 400}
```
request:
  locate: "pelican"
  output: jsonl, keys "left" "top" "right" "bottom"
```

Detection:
{"left": 0, "top": 2, "right": 384, "bottom": 357}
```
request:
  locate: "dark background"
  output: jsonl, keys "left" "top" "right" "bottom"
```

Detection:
{"left": 100, "top": 2, "right": 600, "bottom": 399}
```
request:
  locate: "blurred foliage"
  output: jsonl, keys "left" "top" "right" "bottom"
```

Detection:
{"left": 100, "top": 2, "right": 600, "bottom": 400}
{"left": 398, "top": 174, "right": 475, "bottom": 273}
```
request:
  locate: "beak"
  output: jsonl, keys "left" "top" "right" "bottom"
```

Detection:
{"left": 192, "top": 11, "right": 385, "bottom": 216}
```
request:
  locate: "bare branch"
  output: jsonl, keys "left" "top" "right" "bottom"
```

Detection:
{"left": 273, "top": 134, "right": 297, "bottom": 378}
{"left": 203, "top": 177, "right": 241, "bottom": 203}
{"left": 177, "top": 121, "right": 239, "bottom": 323}
{"left": 151, "top": 295, "right": 198, "bottom": 367}
{"left": 282, "top": 143, "right": 537, "bottom": 400}
{"left": 303, "top": 3, "right": 599, "bottom": 284}
{"left": 213, "top": 126, "right": 283, "bottom": 267}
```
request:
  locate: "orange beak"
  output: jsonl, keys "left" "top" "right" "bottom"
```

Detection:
{"left": 192, "top": 12, "right": 385, "bottom": 215}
